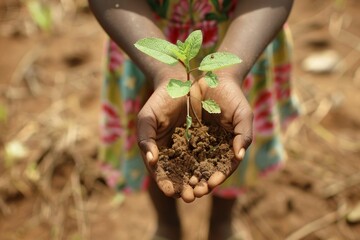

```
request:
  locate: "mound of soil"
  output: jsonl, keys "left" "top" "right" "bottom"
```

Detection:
{"left": 157, "top": 124, "right": 234, "bottom": 195}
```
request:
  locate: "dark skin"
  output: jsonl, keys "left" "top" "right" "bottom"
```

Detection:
{"left": 89, "top": 0, "right": 293, "bottom": 201}
{"left": 89, "top": 0, "right": 202, "bottom": 202}
{"left": 89, "top": 0, "right": 293, "bottom": 237}
{"left": 193, "top": 0, "right": 294, "bottom": 198}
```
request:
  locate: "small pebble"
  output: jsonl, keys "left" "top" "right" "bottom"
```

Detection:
{"left": 302, "top": 50, "right": 340, "bottom": 74}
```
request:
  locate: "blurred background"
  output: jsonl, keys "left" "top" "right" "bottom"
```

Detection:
{"left": 0, "top": 0, "right": 359, "bottom": 239}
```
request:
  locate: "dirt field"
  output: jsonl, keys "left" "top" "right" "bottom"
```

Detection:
{"left": 1, "top": 0, "right": 360, "bottom": 239}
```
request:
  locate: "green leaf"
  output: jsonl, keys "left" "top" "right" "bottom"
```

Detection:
{"left": 26, "top": 0, "right": 52, "bottom": 32}
{"left": 166, "top": 79, "right": 191, "bottom": 98}
{"left": 186, "top": 115, "right": 192, "bottom": 129}
{"left": 204, "top": 71, "right": 219, "bottom": 88}
{"left": 134, "top": 38, "right": 181, "bottom": 65}
{"left": 185, "top": 115, "right": 192, "bottom": 141}
{"left": 175, "top": 40, "right": 186, "bottom": 63}
{"left": 202, "top": 99, "right": 221, "bottom": 114}
{"left": 176, "top": 30, "right": 202, "bottom": 67}
{"left": 199, "top": 52, "right": 242, "bottom": 71}
{"left": 176, "top": 40, "right": 184, "bottom": 48}
{"left": 183, "top": 30, "right": 202, "bottom": 61}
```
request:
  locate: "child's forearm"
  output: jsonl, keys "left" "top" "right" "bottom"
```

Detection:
{"left": 217, "top": 0, "right": 294, "bottom": 81}
{"left": 88, "top": 0, "right": 185, "bottom": 86}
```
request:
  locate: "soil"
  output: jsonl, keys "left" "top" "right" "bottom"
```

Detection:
{"left": 1, "top": 0, "right": 360, "bottom": 240}
{"left": 158, "top": 124, "right": 234, "bottom": 195}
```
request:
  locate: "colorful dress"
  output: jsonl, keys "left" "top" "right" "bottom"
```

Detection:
{"left": 98, "top": 0, "right": 299, "bottom": 198}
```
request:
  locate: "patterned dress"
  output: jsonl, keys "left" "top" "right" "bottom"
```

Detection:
{"left": 98, "top": 0, "right": 299, "bottom": 198}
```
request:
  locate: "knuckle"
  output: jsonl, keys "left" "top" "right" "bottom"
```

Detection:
{"left": 243, "top": 134, "right": 253, "bottom": 148}
{"left": 137, "top": 138, "right": 147, "bottom": 149}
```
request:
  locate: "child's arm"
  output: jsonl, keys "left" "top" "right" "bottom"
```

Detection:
{"left": 89, "top": 0, "right": 200, "bottom": 202}
{"left": 194, "top": 0, "right": 294, "bottom": 196}
{"left": 217, "top": 0, "right": 294, "bottom": 80}
{"left": 88, "top": 0, "right": 185, "bottom": 86}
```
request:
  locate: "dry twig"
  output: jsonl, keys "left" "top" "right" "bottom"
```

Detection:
{"left": 71, "top": 172, "right": 89, "bottom": 240}
{"left": 285, "top": 203, "right": 348, "bottom": 240}
{"left": 242, "top": 209, "right": 282, "bottom": 240}
{"left": 321, "top": 173, "right": 360, "bottom": 198}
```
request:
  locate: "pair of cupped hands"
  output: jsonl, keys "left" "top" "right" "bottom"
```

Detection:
{"left": 137, "top": 69, "right": 253, "bottom": 203}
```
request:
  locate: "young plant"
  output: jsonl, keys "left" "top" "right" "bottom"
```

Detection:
{"left": 134, "top": 30, "right": 241, "bottom": 140}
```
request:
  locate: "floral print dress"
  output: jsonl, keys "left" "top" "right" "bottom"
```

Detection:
{"left": 99, "top": 0, "right": 299, "bottom": 198}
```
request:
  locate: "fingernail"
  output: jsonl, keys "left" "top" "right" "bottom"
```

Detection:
{"left": 146, "top": 151, "right": 154, "bottom": 162}
{"left": 238, "top": 148, "right": 245, "bottom": 160}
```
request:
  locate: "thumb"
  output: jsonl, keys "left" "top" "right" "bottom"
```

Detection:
{"left": 138, "top": 139, "right": 159, "bottom": 166}
{"left": 232, "top": 107, "right": 253, "bottom": 161}
{"left": 233, "top": 134, "right": 251, "bottom": 161}
{"left": 137, "top": 109, "right": 159, "bottom": 166}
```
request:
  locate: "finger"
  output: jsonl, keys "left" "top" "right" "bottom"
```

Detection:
{"left": 181, "top": 185, "right": 195, "bottom": 203}
{"left": 233, "top": 104, "right": 253, "bottom": 161}
{"left": 208, "top": 171, "right": 226, "bottom": 189}
{"left": 233, "top": 135, "right": 246, "bottom": 161}
{"left": 189, "top": 176, "right": 199, "bottom": 187}
{"left": 155, "top": 167, "right": 176, "bottom": 197}
{"left": 194, "top": 180, "right": 209, "bottom": 198}
{"left": 138, "top": 139, "right": 159, "bottom": 166}
{"left": 208, "top": 154, "right": 242, "bottom": 189}
{"left": 137, "top": 108, "right": 159, "bottom": 165}
{"left": 158, "top": 179, "right": 175, "bottom": 197}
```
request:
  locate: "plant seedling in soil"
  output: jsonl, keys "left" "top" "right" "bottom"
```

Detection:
{"left": 135, "top": 30, "right": 242, "bottom": 195}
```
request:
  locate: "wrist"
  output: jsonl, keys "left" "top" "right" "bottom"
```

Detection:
{"left": 215, "top": 69, "right": 245, "bottom": 87}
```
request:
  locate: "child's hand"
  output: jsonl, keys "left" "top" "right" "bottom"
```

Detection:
{"left": 137, "top": 75, "right": 202, "bottom": 202}
{"left": 192, "top": 73, "right": 253, "bottom": 197}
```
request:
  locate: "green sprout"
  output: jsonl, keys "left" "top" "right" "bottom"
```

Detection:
{"left": 134, "top": 30, "right": 242, "bottom": 140}
{"left": 26, "top": 0, "right": 53, "bottom": 32}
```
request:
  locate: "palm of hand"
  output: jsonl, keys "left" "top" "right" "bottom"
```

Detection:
{"left": 137, "top": 76, "right": 253, "bottom": 202}
{"left": 192, "top": 76, "right": 253, "bottom": 196}
{"left": 137, "top": 81, "right": 202, "bottom": 202}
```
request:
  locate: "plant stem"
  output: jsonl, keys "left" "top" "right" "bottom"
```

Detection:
{"left": 186, "top": 73, "right": 202, "bottom": 126}
{"left": 179, "top": 60, "right": 202, "bottom": 127}
{"left": 189, "top": 95, "right": 202, "bottom": 126}
{"left": 187, "top": 95, "right": 190, "bottom": 117}
{"left": 188, "top": 67, "right": 199, "bottom": 74}
{"left": 180, "top": 60, "right": 191, "bottom": 118}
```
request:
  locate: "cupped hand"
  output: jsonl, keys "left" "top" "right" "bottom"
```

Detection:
{"left": 192, "top": 72, "right": 254, "bottom": 198}
{"left": 137, "top": 74, "right": 202, "bottom": 203}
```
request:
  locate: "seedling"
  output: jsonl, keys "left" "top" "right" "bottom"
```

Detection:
{"left": 134, "top": 30, "right": 241, "bottom": 140}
